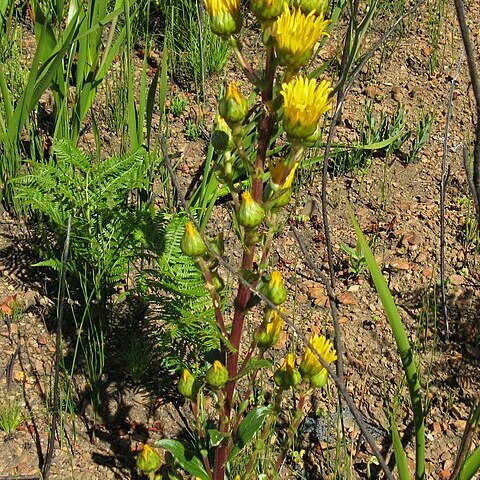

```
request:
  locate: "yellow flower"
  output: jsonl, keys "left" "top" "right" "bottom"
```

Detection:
{"left": 261, "top": 270, "right": 287, "bottom": 305}
{"left": 299, "top": 334, "right": 336, "bottom": 380}
{"left": 274, "top": 353, "right": 302, "bottom": 388}
{"left": 281, "top": 76, "right": 332, "bottom": 139}
{"left": 181, "top": 221, "right": 207, "bottom": 257}
{"left": 219, "top": 83, "right": 248, "bottom": 126}
{"left": 268, "top": 159, "right": 299, "bottom": 188}
{"left": 136, "top": 444, "right": 161, "bottom": 474}
{"left": 254, "top": 307, "right": 284, "bottom": 349}
{"left": 239, "top": 191, "right": 265, "bottom": 228}
{"left": 204, "top": 0, "right": 242, "bottom": 37}
{"left": 274, "top": 4, "right": 329, "bottom": 67}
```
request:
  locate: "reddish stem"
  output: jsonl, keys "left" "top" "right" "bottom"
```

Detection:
{"left": 213, "top": 44, "right": 276, "bottom": 480}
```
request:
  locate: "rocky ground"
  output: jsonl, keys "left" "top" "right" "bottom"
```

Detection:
{"left": 0, "top": 1, "right": 479, "bottom": 479}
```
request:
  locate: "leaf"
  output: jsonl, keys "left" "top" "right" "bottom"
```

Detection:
{"left": 207, "top": 429, "right": 230, "bottom": 447}
{"left": 229, "top": 406, "right": 272, "bottom": 461}
{"left": 391, "top": 418, "right": 411, "bottom": 480}
{"left": 154, "top": 439, "right": 209, "bottom": 480}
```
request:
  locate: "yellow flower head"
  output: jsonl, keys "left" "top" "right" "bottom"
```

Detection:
{"left": 137, "top": 444, "right": 161, "bottom": 474}
{"left": 300, "top": 334, "right": 336, "bottom": 380}
{"left": 281, "top": 76, "right": 332, "bottom": 139}
{"left": 265, "top": 308, "right": 284, "bottom": 339}
{"left": 274, "top": 353, "right": 302, "bottom": 388}
{"left": 268, "top": 159, "right": 299, "bottom": 188}
{"left": 274, "top": 3, "right": 330, "bottom": 67}
{"left": 204, "top": 0, "right": 242, "bottom": 36}
{"left": 219, "top": 83, "right": 249, "bottom": 125}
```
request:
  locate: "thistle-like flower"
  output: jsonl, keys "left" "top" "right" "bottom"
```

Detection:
{"left": 261, "top": 270, "right": 287, "bottom": 305}
{"left": 204, "top": 0, "right": 242, "bottom": 37}
{"left": 218, "top": 83, "right": 249, "bottom": 126}
{"left": 274, "top": 353, "right": 302, "bottom": 389}
{"left": 181, "top": 221, "right": 207, "bottom": 257}
{"left": 274, "top": 4, "right": 329, "bottom": 68}
{"left": 296, "top": 0, "right": 330, "bottom": 15}
{"left": 136, "top": 444, "right": 161, "bottom": 475}
{"left": 251, "top": 0, "right": 284, "bottom": 21}
{"left": 254, "top": 307, "right": 284, "bottom": 349}
{"left": 212, "top": 116, "right": 234, "bottom": 152}
{"left": 206, "top": 360, "right": 229, "bottom": 388}
{"left": 299, "top": 334, "right": 336, "bottom": 387}
{"left": 178, "top": 369, "right": 199, "bottom": 400}
{"left": 281, "top": 76, "right": 332, "bottom": 139}
{"left": 239, "top": 191, "right": 265, "bottom": 229}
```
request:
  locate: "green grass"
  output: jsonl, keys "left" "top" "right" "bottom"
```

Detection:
{"left": 0, "top": 399, "right": 23, "bottom": 434}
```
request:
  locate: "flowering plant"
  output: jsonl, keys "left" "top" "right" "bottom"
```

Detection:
{"left": 154, "top": 1, "right": 340, "bottom": 479}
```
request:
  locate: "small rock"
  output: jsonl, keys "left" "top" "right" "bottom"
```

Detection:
{"left": 439, "top": 469, "right": 451, "bottom": 480}
{"left": 390, "top": 260, "right": 410, "bottom": 271}
{"left": 453, "top": 419, "right": 467, "bottom": 431}
{"left": 37, "top": 333, "right": 49, "bottom": 346}
{"left": 449, "top": 274, "right": 465, "bottom": 286}
{"left": 338, "top": 291, "right": 357, "bottom": 306}
{"left": 422, "top": 267, "right": 433, "bottom": 277}
{"left": 415, "top": 252, "right": 427, "bottom": 263}
{"left": 365, "top": 85, "right": 381, "bottom": 99}
{"left": 432, "top": 421, "right": 443, "bottom": 433}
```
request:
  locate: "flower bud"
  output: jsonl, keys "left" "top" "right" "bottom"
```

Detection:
{"left": 261, "top": 270, "right": 287, "bottom": 305}
{"left": 254, "top": 307, "right": 284, "bottom": 349}
{"left": 204, "top": 0, "right": 243, "bottom": 37}
{"left": 251, "top": 0, "right": 284, "bottom": 21}
{"left": 296, "top": 0, "right": 329, "bottom": 15}
{"left": 310, "top": 368, "right": 328, "bottom": 388}
{"left": 211, "top": 116, "right": 234, "bottom": 152}
{"left": 274, "top": 354, "right": 302, "bottom": 389}
{"left": 181, "top": 221, "right": 207, "bottom": 257}
{"left": 218, "top": 83, "right": 248, "bottom": 126}
{"left": 299, "top": 334, "right": 336, "bottom": 379}
{"left": 206, "top": 360, "right": 229, "bottom": 388}
{"left": 136, "top": 444, "right": 161, "bottom": 474}
{"left": 239, "top": 191, "right": 265, "bottom": 229}
{"left": 178, "top": 369, "right": 199, "bottom": 399}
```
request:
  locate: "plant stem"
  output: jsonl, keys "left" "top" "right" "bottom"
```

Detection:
{"left": 213, "top": 42, "right": 276, "bottom": 480}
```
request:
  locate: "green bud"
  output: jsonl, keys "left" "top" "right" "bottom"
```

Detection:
{"left": 274, "top": 354, "right": 301, "bottom": 389}
{"left": 209, "top": 10, "right": 243, "bottom": 38}
{"left": 219, "top": 83, "right": 248, "bottom": 126}
{"left": 206, "top": 360, "right": 229, "bottom": 388}
{"left": 251, "top": 0, "right": 284, "bottom": 21}
{"left": 211, "top": 116, "right": 234, "bottom": 152}
{"left": 178, "top": 369, "right": 199, "bottom": 399}
{"left": 310, "top": 369, "right": 328, "bottom": 388}
{"left": 239, "top": 191, "right": 265, "bottom": 229}
{"left": 261, "top": 271, "right": 287, "bottom": 305}
{"left": 296, "top": 0, "right": 329, "bottom": 15}
{"left": 254, "top": 308, "right": 284, "bottom": 349}
{"left": 137, "top": 444, "right": 161, "bottom": 474}
{"left": 181, "top": 221, "right": 207, "bottom": 257}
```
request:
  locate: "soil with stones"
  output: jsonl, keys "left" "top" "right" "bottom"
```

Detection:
{"left": 1, "top": 2, "right": 480, "bottom": 479}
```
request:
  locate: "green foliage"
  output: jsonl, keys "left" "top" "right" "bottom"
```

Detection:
{"left": 157, "top": 0, "right": 230, "bottom": 89}
{"left": 14, "top": 140, "right": 151, "bottom": 286}
{"left": 121, "top": 331, "right": 152, "bottom": 382}
{"left": 0, "top": 399, "right": 23, "bottom": 434}
{"left": 144, "top": 213, "right": 220, "bottom": 372}
{"left": 14, "top": 139, "right": 152, "bottom": 414}
{"left": 169, "top": 94, "right": 187, "bottom": 117}
{"left": 186, "top": 119, "right": 201, "bottom": 140}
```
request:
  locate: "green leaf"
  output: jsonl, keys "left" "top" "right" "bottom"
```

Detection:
{"left": 207, "top": 429, "right": 230, "bottom": 447}
{"left": 458, "top": 444, "right": 480, "bottom": 480}
{"left": 154, "top": 439, "right": 209, "bottom": 480}
{"left": 229, "top": 406, "right": 272, "bottom": 461}
{"left": 391, "top": 418, "right": 411, "bottom": 480}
